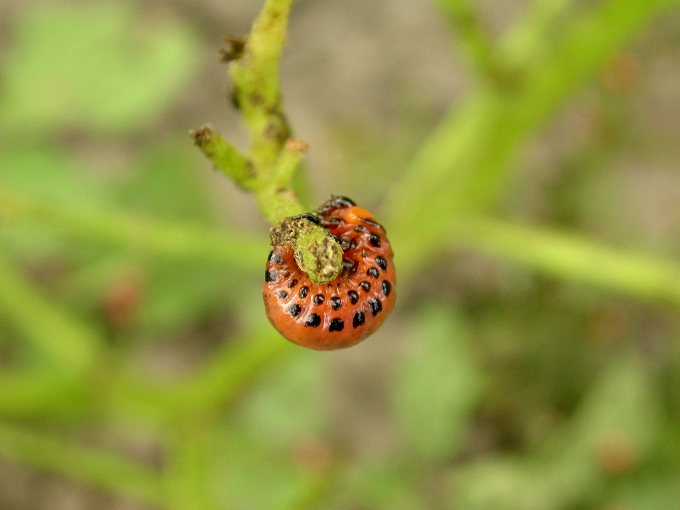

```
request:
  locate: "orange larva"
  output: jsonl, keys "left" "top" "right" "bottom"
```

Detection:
{"left": 263, "top": 196, "right": 395, "bottom": 350}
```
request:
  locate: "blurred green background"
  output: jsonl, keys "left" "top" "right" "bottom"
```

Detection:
{"left": 1, "top": 0, "right": 680, "bottom": 509}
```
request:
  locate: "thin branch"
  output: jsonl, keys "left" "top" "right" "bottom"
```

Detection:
{"left": 0, "top": 187, "right": 263, "bottom": 269}
{"left": 0, "top": 422, "right": 165, "bottom": 507}
{"left": 190, "top": 125, "right": 255, "bottom": 189}
{"left": 453, "top": 217, "right": 680, "bottom": 306}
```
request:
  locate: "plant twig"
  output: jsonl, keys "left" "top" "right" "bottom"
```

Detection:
{"left": 190, "top": 125, "right": 255, "bottom": 189}
{"left": 385, "top": 0, "right": 679, "bottom": 273}
{"left": 445, "top": 216, "right": 680, "bottom": 306}
{"left": 0, "top": 422, "right": 165, "bottom": 506}
{"left": 0, "top": 250, "right": 102, "bottom": 371}
{"left": 0, "top": 187, "right": 263, "bottom": 269}
{"left": 192, "top": 0, "right": 342, "bottom": 284}
{"left": 435, "top": 0, "right": 511, "bottom": 86}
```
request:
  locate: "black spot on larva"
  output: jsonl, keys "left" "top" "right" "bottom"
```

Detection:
{"left": 275, "top": 290, "right": 287, "bottom": 299}
{"left": 325, "top": 217, "right": 342, "bottom": 227}
{"left": 368, "top": 298, "right": 382, "bottom": 316}
{"left": 343, "top": 259, "right": 357, "bottom": 275}
{"left": 367, "top": 267, "right": 379, "bottom": 279}
{"left": 360, "top": 281, "right": 371, "bottom": 292}
{"left": 354, "top": 225, "right": 366, "bottom": 232}
{"left": 330, "top": 296, "right": 342, "bottom": 310}
{"left": 353, "top": 311, "right": 365, "bottom": 328}
{"left": 292, "top": 212, "right": 320, "bottom": 225}
{"left": 381, "top": 280, "right": 392, "bottom": 297}
{"left": 288, "top": 303, "right": 301, "bottom": 317}
{"left": 313, "top": 294, "right": 324, "bottom": 305}
{"left": 368, "top": 233, "right": 381, "bottom": 247}
{"left": 332, "top": 196, "right": 356, "bottom": 208}
{"left": 340, "top": 237, "right": 355, "bottom": 250}
{"left": 329, "top": 318, "right": 344, "bottom": 332}
{"left": 363, "top": 218, "right": 382, "bottom": 228}
{"left": 265, "top": 269, "right": 278, "bottom": 282}
{"left": 299, "top": 286, "right": 309, "bottom": 298}
{"left": 376, "top": 256, "right": 388, "bottom": 271}
{"left": 268, "top": 251, "right": 283, "bottom": 264}
{"left": 288, "top": 279, "right": 298, "bottom": 288}
{"left": 305, "top": 313, "right": 321, "bottom": 328}
{"left": 361, "top": 251, "right": 368, "bottom": 258}
{"left": 348, "top": 290, "right": 359, "bottom": 304}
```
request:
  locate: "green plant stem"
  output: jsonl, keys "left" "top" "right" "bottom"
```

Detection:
{"left": 0, "top": 371, "right": 86, "bottom": 418}
{"left": 501, "top": 0, "right": 573, "bottom": 66}
{"left": 164, "top": 417, "right": 216, "bottom": 510}
{"left": 107, "top": 327, "right": 291, "bottom": 423}
{"left": 386, "top": 0, "right": 679, "bottom": 269}
{"left": 0, "top": 250, "right": 101, "bottom": 370}
{"left": 230, "top": 0, "right": 293, "bottom": 174}
{"left": 0, "top": 187, "right": 263, "bottom": 269}
{"left": 435, "top": 0, "right": 507, "bottom": 85}
{"left": 450, "top": 217, "right": 680, "bottom": 306}
{"left": 193, "top": 0, "right": 341, "bottom": 282}
{"left": 190, "top": 125, "right": 255, "bottom": 189}
{"left": 0, "top": 422, "right": 165, "bottom": 506}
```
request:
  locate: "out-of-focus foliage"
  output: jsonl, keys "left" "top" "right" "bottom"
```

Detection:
{"left": 1, "top": 0, "right": 680, "bottom": 509}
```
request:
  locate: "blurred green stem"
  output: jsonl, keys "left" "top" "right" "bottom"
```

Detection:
{"left": 0, "top": 250, "right": 101, "bottom": 370}
{"left": 107, "top": 327, "right": 292, "bottom": 424}
{"left": 435, "top": 0, "right": 508, "bottom": 85}
{"left": 387, "top": 0, "right": 680, "bottom": 269}
{"left": 452, "top": 216, "right": 680, "bottom": 306}
{"left": 164, "top": 418, "right": 215, "bottom": 510}
{"left": 0, "top": 422, "right": 165, "bottom": 506}
{"left": 0, "top": 187, "right": 263, "bottom": 269}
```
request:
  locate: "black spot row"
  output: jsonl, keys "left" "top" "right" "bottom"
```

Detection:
{"left": 368, "top": 297, "right": 382, "bottom": 316}
{"left": 329, "top": 318, "right": 344, "bottom": 332}
{"left": 299, "top": 286, "right": 309, "bottom": 298}
{"left": 268, "top": 251, "right": 283, "bottom": 264}
{"left": 275, "top": 290, "right": 287, "bottom": 299}
{"left": 367, "top": 267, "right": 379, "bottom": 279}
{"left": 340, "top": 237, "right": 355, "bottom": 250}
{"left": 305, "top": 313, "right": 321, "bottom": 327}
{"left": 381, "top": 280, "right": 392, "bottom": 297}
{"left": 348, "top": 290, "right": 359, "bottom": 304}
{"left": 362, "top": 217, "right": 382, "bottom": 229}
{"left": 265, "top": 269, "right": 278, "bottom": 282}
{"left": 353, "top": 311, "right": 365, "bottom": 328}
{"left": 376, "top": 256, "right": 388, "bottom": 271}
